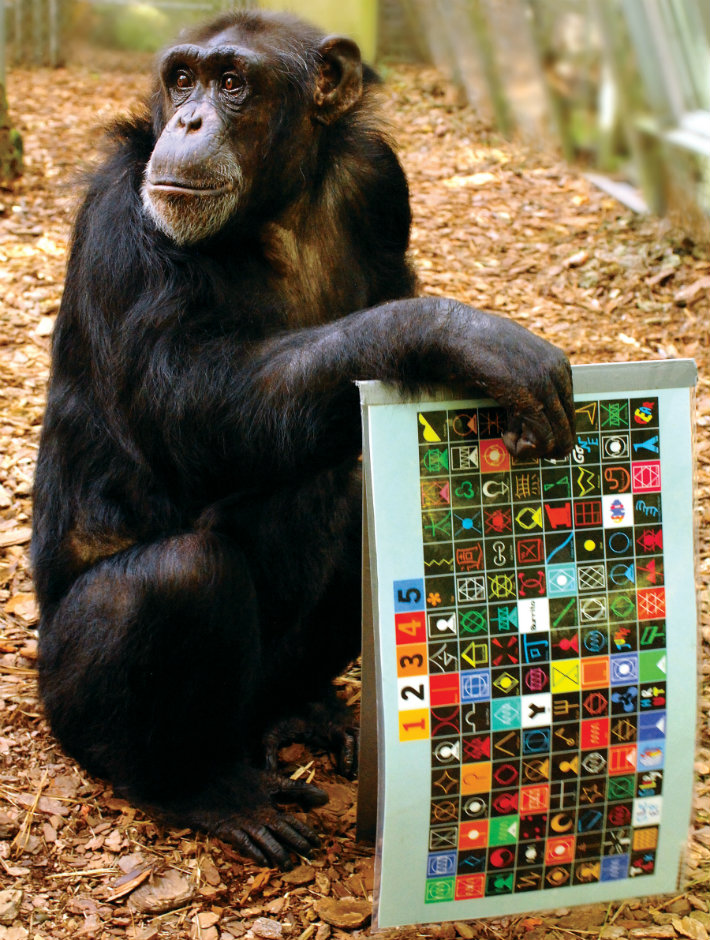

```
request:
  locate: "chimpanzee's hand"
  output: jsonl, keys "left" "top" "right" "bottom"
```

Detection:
{"left": 412, "top": 300, "right": 576, "bottom": 459}
{"left": 469, "top": 311, "right": 576, "bottom": 460}
{"left": 263, "top": 699, "right": 359, "bottom": 778}
{"left": 340, "top": 299, "right": 575, "bottom": 459}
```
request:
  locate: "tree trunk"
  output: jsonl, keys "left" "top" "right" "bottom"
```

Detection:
{"left": 0, "top": 83, "right": 23, "bottom": 183}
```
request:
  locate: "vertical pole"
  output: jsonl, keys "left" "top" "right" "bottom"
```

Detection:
{"left": 409, "top": 0, "right": 460, "bottom": 89}
{"left": 525, "top": 0, "right": 576, "bottom": 162}
{"left": 0, "top": 0, "right": 22, "bottom": 183}
{"left": 594, "top": 0, "right": 666, "bottom": 214}
{"left": 0, "top": 0, "right": 6, "bottom": 83}
{"left": 468, "top": 0, "right": 515, "bottom": 136}
{"left": 32, "top": 0, "right": 41, "bottom": 64}
{"left": 48, "top": 0, "right": 58, "bottom": 67}
{"left": 14, "top": 0, "right": 21, "bottom": 66}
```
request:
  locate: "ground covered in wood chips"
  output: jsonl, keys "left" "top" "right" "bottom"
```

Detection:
{"left": 0, "top": 55, "right": 708, "bottom": 940}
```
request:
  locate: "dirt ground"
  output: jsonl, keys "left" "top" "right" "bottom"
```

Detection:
{"left": 0, "top": 54, "right": 708, "bottom": 940}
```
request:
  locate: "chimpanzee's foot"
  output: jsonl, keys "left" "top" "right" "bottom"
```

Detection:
{"left": 210, "top": 772, "right": 327, "bottom": 868}
{"left": 144, "top": 767, "right": 328, "bottom": 869}
{"left": 263, "top": 700, "right": 359, "bottom": 778}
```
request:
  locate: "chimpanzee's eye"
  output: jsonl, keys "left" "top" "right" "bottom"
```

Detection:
{"left": 221, "top": 73, "right": 243, "bottom": 93}
{"left": 175, "top": 70, "right": 193, "bottom": 90}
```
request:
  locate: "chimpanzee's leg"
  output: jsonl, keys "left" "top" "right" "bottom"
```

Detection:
{"left": 39, "top": 461, "right": 366, "bottom": 865}
{"left": 198, "top": 461, "right": 364, "bottom": 693}
{"left": 197, "top": 461, "right": 365, "bottom": 774}
{"left": 38, "top": 529, "right": 327, "bottom": 867}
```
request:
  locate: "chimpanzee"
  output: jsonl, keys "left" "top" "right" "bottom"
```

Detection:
{"left": 32, "top": 10, "right": 575, "bottom": 868}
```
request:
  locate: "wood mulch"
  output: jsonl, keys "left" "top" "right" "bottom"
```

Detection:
{"left": 0, "top": 55, "right": 708, "bottom": 940}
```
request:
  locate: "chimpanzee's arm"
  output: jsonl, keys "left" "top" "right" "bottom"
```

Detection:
{"left": 123, "top": 295, "right": 575, "bottom": 482}
{"left": 226, "top": 297, "right": 574, "bottom": 472}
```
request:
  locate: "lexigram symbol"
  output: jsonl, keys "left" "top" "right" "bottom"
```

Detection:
{"left": 458, "top": 576, "right": 486, "bottom": 602}
{"left": 419, "top": 413, "right": 441, "bottom": 442}
{"left": 422, "top": 448, "right": 449, "bottom": 473}
{"left": 423, "top": 515, "right": 452, "bottom": 540}
{"left": 460, "top": 608, "right": 487, "bottom": 634}
{"left": 638, "top": 588, "right": 666, "bottom": 619}
{"left": 489, "top": 573, "right": 516, "bottom": 600}
{"left": 601, "top": 401, "right": 629, "bottom": 429}
{"left": 576, "top": 467, "right": 597, "bottom": 495}
{"left": 577, "top": 564, "right": 606, "bottom": 591}
{"left": 421, "top": 480, "right": 449, "bottom": 507}
{"left": 514, "top": 474, "right": 540, "bottom": 500}
{"left": 576, "top": 402, "right": 597, "bottom": 426}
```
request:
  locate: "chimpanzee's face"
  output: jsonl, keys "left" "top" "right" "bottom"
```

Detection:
{"left": 142, "top": 30, "right": 290, "bottom": 244}
{"left": 141, "top": 24, "right": 363, "bottom": 246}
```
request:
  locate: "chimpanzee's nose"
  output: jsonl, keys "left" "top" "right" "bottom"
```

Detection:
{"left": 178, "top": 110, "right": 202, "bottom": 132}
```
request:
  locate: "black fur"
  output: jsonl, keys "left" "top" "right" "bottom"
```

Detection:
{"left": 33, "top": 10, "right": 575, "bottom": 868}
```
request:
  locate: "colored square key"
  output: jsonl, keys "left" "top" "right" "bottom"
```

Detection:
{"left": 581, "top": 656, "right": 610, "bottom": 688}
{"left": 398, "top": 708, "right": 430, "bottom": 742}
{"left": 395, "top": 611, "right": 426, "bottom": 645}
{"left": 461, "top": 762, "right": 492, "bottom": 794}
{"left": 459, "top": 820, "right": 489, "bottom": 849}
{"left": 581, "top": 718, "right": 609, "bottom": 749}
{"left": 429, "top": 673, "right": 460, "bottom": 707}
{"left": 455, "top": 874, "right": 486, "bottom": 900}
{"left": 632, "top": 461, "right": 661, "bottom": 493}
{"left": 396, "top": 643, "right": 428, "bottom": 677}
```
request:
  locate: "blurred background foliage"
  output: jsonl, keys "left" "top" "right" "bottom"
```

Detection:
{"left": 0, "top": 0, "right": 708, "bottom": 230}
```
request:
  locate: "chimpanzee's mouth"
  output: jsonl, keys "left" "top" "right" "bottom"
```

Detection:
{"left": 148, "top": 179, "right": 234, "bottom": 196}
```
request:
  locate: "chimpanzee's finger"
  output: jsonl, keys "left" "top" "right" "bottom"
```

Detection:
{"left": 272, "top": 813, "right": 321, "bottom": 850}
{"left": 218, "top": 822, "right": 272, "bottom": 867}
{"left": 504, "top": 375, "right": 576, "bottom": 459}
{"left": 336, "top": 728, "right": 358, "bottom": 778}
{"left": 559, "top": 361, "right": 576, "bottom": 431}
{"left": 550, "top": 359, "right": 577, "bottom": 449}
{"left": 503, "top": 408, "right": 556, "bottom": 459}
{"left": 265, "top": 773, "right": 329, "bottom": 808}
{"left": 219, "top": 807, "right": 322, "bottom": 869}
{"left": 246, "top": 822, "right": 293, "bottom": 869}
{"left": 542, "top": 387, "right": 577, "bottom": 458}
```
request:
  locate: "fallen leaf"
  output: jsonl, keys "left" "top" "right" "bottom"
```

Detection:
{"left": 453, "top": 922, "right": 476, "bottom": 938}
{"left": 34, "top": 315, "right": 56, "bottom": 337}
{"left": 106, "top": 865, "right": 153, "bottom": 902}
{"left": 127, "top": 927, "right": 160, "bottom": 940}
{"left": 104, "top": 828, "right": 123, "bottom": 852}
{"left": 520, "top": 918, "right": 543, "bottom": 930}
{"left": 0, "top": 528, "right": 32, "bottom": 548}
{"left": 128, "top": 869, "right": 195, "bottom": 914}
{"left": 563, "top": 248, "right": 590, "bottom": 268}
{"left": 673, "top": 917, "right": 710, "bottom": 940}
{"left": 646, "top": 265, "right": 677, "bottom": 286}
{"left": 280, "top": 863, "right": 315, "bottom": 886}
{"left": 252, "top": 917, "right": 282, "bottom": 939}
{"left": 0, "top": 889, "right": 23, "bottom": 925}
{"left": 674, "top": 276, "right": 710, "bottom": 305}
{"left": 313, "top": 898, "right": 371, "bottom": 929}
{"left": 443, "top": 172, "right": 497, "bottom": 188}
{"left": 4, "top": 592, "right": 38, "bottom": 623}
{"left": 629, "top": 928, "right": 675, "bottom": 938}
{"left": 12, "top": 792, "right": 70, "bottom": 817}
{"left": 197, "top": 854, "right": 221, "bottom": 887}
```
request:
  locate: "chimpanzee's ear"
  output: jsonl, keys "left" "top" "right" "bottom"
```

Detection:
{"left": 314, "top": 36, "right": 363, "bottom": 125}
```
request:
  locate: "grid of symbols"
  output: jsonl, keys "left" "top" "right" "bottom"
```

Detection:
{"left": 392, "top": 397, "right": 666, "bottom": 904}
